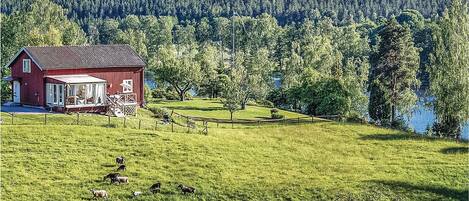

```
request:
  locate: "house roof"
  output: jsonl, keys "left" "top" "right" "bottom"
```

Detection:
{"left": 46, "top": 75, "right": 107, "bottom": 84}
{"left": 7, "top": 45, "right": 145, "bottom": 70}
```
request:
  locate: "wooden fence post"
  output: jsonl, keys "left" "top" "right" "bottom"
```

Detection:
{"left": 155, "top": 120, "right": 158, "bottom": 130}
{"left": 138, "top": 119, "right": 142, "bottom": 129}
{"left": 297, "top": 117, "right": 300, "bottom": 124}
{"left": 311, "top": 116, "right": 314, "bottom": 123}
{"left": 77, "top": 113, "right": 80, "bottom": 125}
{"left": 44, "top": 114, "right": 47, "bottom": 125}
{"left": 123, "top": 117, "right": 126, "bottom": 128}
{"left": 11, "top": 113, "right": 14, "bottom": 125}
{"left": 216, "top": 119, "right": 219, "bottom": 128}
{"left": 187, "top": 117, "right": 190, "bottom": 133}
{"left": 171, "top": 121, "right": 174, "bottom": 132}
{"left": 258, "top": 120, "right": 260, "bottom": 127}
{"left": 204, "top": 121, "right": 208, "bottom": 135}
{"left": 108, "top": 116, "right": 111, "bottom": 127}
{"left": 231, "top": 120, "right": 234, "bottom": 129}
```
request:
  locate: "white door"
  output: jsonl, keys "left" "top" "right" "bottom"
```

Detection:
{"left": 13, "top": 81, "right": 20, "bottom": 103}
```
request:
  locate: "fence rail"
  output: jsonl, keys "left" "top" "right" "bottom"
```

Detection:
{"left": 0, "top": 111, "right": 341, "bottom": 135}
{"left": 170, "top": 111, "right": 341, "bottom": 129}
{"left": 0, "top": 112, "right": 208, "bottom": 135}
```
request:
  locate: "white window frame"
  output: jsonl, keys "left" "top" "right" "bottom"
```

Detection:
{"left": 122, "top": 79, "right": 133, "bottom": 93}
{"left": 46, "top": 83, "right": 64, "bottom": 106}
{"left": 23, "top": 59, "right": 31, "bottom": 73}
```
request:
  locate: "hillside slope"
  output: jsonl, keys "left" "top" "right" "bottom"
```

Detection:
{"left": 1, "top": 122, "right": 467, "bottom": 200}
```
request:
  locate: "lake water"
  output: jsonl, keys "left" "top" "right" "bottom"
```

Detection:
{"left": 408, "top": 97, "right": 469, "bottom": 140}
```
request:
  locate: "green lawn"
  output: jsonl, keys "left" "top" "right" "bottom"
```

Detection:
{"left": 148, "top": 99, "right": 309, "bottom": 120}
{"left": 1, "top": 121, "right": 468, "bottom": 200}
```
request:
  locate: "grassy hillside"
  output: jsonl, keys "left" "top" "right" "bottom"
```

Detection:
{"left": 1, "top": 121, "right": 468, "bottom": 200}
{"left": 148, "top": 99, "right": 308, "bottom": 120}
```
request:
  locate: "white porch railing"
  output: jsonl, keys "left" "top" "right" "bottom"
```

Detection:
{"left": 106, "top": 93, "right": 138, "bottom": 117}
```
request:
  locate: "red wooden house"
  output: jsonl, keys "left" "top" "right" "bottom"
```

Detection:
{"left": 4, "top": 45, "right": 145, "bottom": 116}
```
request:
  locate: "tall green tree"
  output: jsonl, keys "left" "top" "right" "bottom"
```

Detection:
{"left": 152, "top": 44, "right": 201, "bottom": 101}
{"left": 197, "top": 43, "right": 225, "bottom": 98}
{"left": 369, "top": 18, "right": 420, "bottom": 123}
{"left": 429, "top": 0, "right": 469, "bottom": 138}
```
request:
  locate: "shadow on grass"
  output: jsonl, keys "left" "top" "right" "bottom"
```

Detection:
{"left": 440, "top": 147, "right": 469, "bottom": 154}
{"left": 101, "top": 164, "right": 115, "bottom": 168}
{"left": 368, "top": 180, "right": 468, "bottom": 200}
{"left": 359, "top": 133, "right": 440, "bottom": 141}
{"left": 165, "top": 106, "right": 224, "bottom": 111}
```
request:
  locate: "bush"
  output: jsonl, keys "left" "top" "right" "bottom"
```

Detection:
{"left": 147, "top": 106, "right": 168, "bottom": 118}
{"left": 271, "top": 113, "right": 284, "bottom": 119}
{"left": 390, "top": 117, "right": 411, "bottom": 132}
{"left": 346, "top": 113, "right": 366, "bottom": 123}
{"left": 270, "top": 108, "right": 284, "bottom": 119}
{"left": 151, "top": 87, "right": 192, "bottom": 101}
{"left": 304, "top": 78, "right": 351, "bottom": 116}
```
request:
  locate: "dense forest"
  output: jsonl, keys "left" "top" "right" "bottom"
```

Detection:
{"left": 1, "top": 0, "right": 468, "bottom": 137}
{"left": 0, "top": 0, "right": 455, "bottom": 25}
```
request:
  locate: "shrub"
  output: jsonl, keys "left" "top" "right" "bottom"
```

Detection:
{"left": 346, "top": 113, "right": 366, "bottom": 123}
{"left": 270, "top": 108, "right": 284, "bottom": 119}
{"left": 390, "top": 117, "right": 411, "bottom": 132}
{"left": 147, "top": 106, "right": 168, "bottom": 118}
{"left": 151, "top": 87, "right": 192, "bottom": 101}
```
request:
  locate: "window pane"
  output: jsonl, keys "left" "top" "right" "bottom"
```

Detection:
{"left": 58, "top": 85, "right": 63, "bottom": 105}
{"left": 76, "top": 85, "right": 86, "bottom": 105}
{"left": 86, "top": 84, "right": 95, "bottom": 104}
{"left": 46, "top": 84, "right": 53, "bottom": 104}
{"left": 66, "top": 85, "right": 76, "bottom": 105}
{"left": 53, "top": 85, "right": 57, "bottom": 103}
{"left": 96, "top": 84, "right": 104, "bottom": 104}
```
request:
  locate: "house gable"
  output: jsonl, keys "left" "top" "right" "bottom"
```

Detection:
{"left": 9, "top": 50, "right": 45, "bottom": 106}
{"left": 5, "top": 48, "right": 44, "bottom": 71}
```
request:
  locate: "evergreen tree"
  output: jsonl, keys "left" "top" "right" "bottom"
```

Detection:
{"left": 369, "top": 18, "right": 420, "bottom": 123}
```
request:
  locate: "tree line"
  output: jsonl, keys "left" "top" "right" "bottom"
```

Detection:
{"left": 0, "top": 0, "right": 467, "bottom": 138}
{"left": 0, "top": 0, "right": 455, "bottom": 25}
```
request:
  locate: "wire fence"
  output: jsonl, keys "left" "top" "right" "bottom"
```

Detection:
{"left": 0, "top": 111, "right": 341, "bottom": 135}
{"left": 0, "top": 112, "right": 208, "bottom": 135}
{"left": 170, "top": 110, "right": 341, "bottom": 129}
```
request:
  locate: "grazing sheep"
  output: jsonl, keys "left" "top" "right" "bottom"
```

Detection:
{"left": 149, "top": 182, "right": 161, "bottom": 194}
{"left": 111, "top": 176, "right": 129, "bottom": 184}
{"left": 102, "top": 173, "right": 120, "bottom": 181}
{"left": 116, "top": 164, "right": 126, "bottom": 171}
{"left": 177, "top": 184, "right": 196, "bottom": 194}
{"left": 115, "top": 156, "right": 125, "bottom": 164}
{"left": 90, "top": 189, "right": 108, "bottom": 199}
{"left": 132, "top": 191, "right": 142, "bottom": 197}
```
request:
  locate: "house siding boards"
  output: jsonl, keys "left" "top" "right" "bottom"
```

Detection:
{"left": 7, "top": 45, "right": 145, "bottom": 110}
{"left": 10, "top": 51, "right": 44, "bottom": 106}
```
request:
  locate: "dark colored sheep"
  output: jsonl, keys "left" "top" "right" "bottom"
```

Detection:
{"left": 115, "top": 156, "right": 125, "bottom": 164}
{"left": 178, "top": 184, "right": 196, "bottom": 194}
{"left": 116, "top": 164, "right": 126, "bottom": 171}
{"left": 149, "top": 182, "right": 161, "bottom": 194}
{"left": 103, "top": 173, "right": 120, "bottom": 181}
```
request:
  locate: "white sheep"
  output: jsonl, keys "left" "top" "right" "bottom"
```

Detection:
{"left": 111, "top": 176, "right": 129, "bottom": 184}
{"left": 132, "top": 191, "right": 143, "bottom": 197}
{"left": 90, "top": 189, "right": 108, "bottom": 199}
